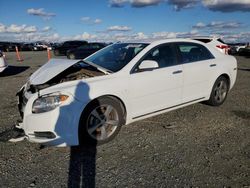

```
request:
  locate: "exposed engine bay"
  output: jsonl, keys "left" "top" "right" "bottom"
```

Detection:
{"left": 27, "top": 62, "right": 105, "bottom": 93}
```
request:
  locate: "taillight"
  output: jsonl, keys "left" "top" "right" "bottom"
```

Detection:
{"left": 216, "top": 45, "right": 229, "bottom": 49}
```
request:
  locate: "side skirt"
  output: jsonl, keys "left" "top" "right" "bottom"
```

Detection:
{"left": 132, "top": 97, "right": 205, "bottom": 120}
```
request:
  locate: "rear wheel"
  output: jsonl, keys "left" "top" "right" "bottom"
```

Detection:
{"left": 68, "top": 53, "right": 75, "bottom": 59}
{"left": 54, "top": 50, "right": 60, "bottom": 56}
{"left": 206, "top": 76, "right": 229, "bottom": 106}
{"left": 79, "top": 97, "right": 124, "bottom": 146}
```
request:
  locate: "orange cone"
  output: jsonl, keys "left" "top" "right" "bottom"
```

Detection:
{"left": 15, "top": 46, "right": 23, "bottom": 62}
{"left": 47, "top": 48, "right": 51, "bottom": 60}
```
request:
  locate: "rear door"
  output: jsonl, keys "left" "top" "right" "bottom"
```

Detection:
{"left": 175, "top": 42, "right": 216, "bottom": 103}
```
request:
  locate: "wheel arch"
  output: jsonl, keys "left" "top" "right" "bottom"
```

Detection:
{"left": 77, "top": 94, "right": 127, "bottom": 145}
{"left": 218, "top": 73, "right": 231, "bottom": 89}
{"left": 79, "top": 94, "right": 127, "bottom": 126}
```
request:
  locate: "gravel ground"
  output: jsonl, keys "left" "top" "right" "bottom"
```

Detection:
{"left": 0, "top": 51, "right": 249, "bottom": 188}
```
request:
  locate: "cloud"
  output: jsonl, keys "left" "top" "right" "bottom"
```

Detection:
{"left": 109, "top": 0, "right": 128, "bottom": 7}
{"left": 110, "top": 0, "right": 162, "bottom": 8}
{"left": 107, "top": 25, "right": 132, "bottom": 31}
{"left": 94, "top": 19, "right": 102, "bottom": 24}
{"left": 27, "top": 8, "right": 56, "bottom": 19}
{"left": 13, "top": 33, "right": 60, "bottom": 42}
{"left": 109, "top": 0, "right": 250, "bottom": 12}
{"left": 152, "top": 31, "right": 177, "bottom": 39}
{"left": 193, "top": 21, "right": 244, "bottom": 30}
{"left": 42, "top": 26, "right": 51, "bottom": 32}
{"left": 131, "top": 0, "right": 162, "bottom": 7}
{"left": 81, "top": 17, "right": 91, "bottom": 22}
{"left": 81, "top": 17, "right": 102, "bottom": 24}
{"left": 0, "top": 23, "right": 37, "bottom": 33}
{"left": 1, "top": 28, "right": 249, "bottom": 43}
{"left": 0, "top": 23, "right": 6, "bottom": 33}
{"left": 73, "top": 32, "right": 97, "bottom": 40}
{"left": 168, "top": 0, "right": 199, "bottom": 11}
{"left": 203, "top": 0, "right": 250, "bottom": 12}
{"left": 109, "top": 0, "right": 197, "bottom": 9}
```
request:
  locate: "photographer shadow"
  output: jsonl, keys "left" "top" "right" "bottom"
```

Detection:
{"left": 68, "top": 145, "right": 97, "bottom": 188}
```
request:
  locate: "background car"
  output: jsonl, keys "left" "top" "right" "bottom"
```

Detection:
{"left": 192, "top": 37, "right": 230, "bottom": 54}
{"left": 53, "top": 40, "right": 88, "bottom": 56}
{"left": 66, "top": 42, "right": 107, "bottom": 59}
{"left": 33, "top": 42, "right": 48, "bottom": 51}
{"left": 238, "top": 45, "right": 250, "bottom": 56}
{"left": 19, "top": 43, "right": 35, "bottom": 51}
{"left": 0, "top": 42, "right": 19, "bottom": 52}
{"left": 228, "top": 43, "right": 246, "bottom": 55}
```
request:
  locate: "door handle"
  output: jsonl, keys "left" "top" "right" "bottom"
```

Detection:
{"left": 210, "top": 64, "right": 217, "bottom": 67}
{"left": 172, "top": 70, "right": 183, "bottom": 74}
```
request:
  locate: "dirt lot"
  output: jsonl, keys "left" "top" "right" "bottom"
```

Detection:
{"left": 0, "top": 51, "right": 249, "bottom": 187}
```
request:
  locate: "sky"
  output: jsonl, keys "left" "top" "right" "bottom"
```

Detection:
{"left": 0, "top": 0, "right": 250, "bottom": 43}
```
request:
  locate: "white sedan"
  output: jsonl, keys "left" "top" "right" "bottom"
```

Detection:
{"left": 16, "top": 39, "right": 237, "bottom": 147}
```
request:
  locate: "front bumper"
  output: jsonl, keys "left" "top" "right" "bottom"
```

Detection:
{"left": 17, "top": 87, "right": 86, "bottom": 147}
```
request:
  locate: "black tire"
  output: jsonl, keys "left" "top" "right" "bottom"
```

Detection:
{"left": 206, "top": 76, "right": 229, "bottom": 106}
{"left": 68, "top": 53, "right": 75, "bottom": 59}
{"left": 79, "top": 97, "right": 124, "bottom": 146}
{"left": 54, "top": 50, "right": 60, "bottom": 56}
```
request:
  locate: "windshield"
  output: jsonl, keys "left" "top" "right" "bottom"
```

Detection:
{"left": 85, "top": 43, "right": 148, "bottom": 72}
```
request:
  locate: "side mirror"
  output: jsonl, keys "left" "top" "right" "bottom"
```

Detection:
{"left": 138, "top": 60, "right": 159, "bottom": 70}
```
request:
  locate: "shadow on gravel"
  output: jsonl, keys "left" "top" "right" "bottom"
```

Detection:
{"left": 0, "top": 65, "right": 29, "bottom": 77}
{"left": 238, "top": 68, "right": 250, "bottom": 72}
{"left": 68, "top": 146, "right": 96, "bottom": 188}
{"left": 0, "top": 125, "right": 25, "bottom": 142}
{"left": 232, "top": 110, "right": 250, "bottom": 120}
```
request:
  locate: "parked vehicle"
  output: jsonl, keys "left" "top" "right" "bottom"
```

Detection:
{"left": 0, "top": 51, "right": 8, "bottom": 73}
{"left": 238, "top": 45, "right": 250, "bottom": 56}
{"left": 16, "top": 39, "right": 237, "bottom": 147}
{"left": 19, "top": 43, "right": 34, "bottom": 51}
{"left": 54, "top": 41, "right": 87, "bottom": 56}
{"left": 67, "top": 43, "right": 107, "bottom": 59}
{"left": 228, "top": 43, "right": 246, "bottom": 55}
{"left": 32, "top": 42, "right": 47, "bottom": 51}
{"left": 192, "top": 37, "right": 230, "bottom": 54}
{"left": 0, "top": 42, "right": 19, "bottom": 52}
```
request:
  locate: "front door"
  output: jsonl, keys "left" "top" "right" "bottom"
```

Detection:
{"left": 128, "top": 43, "right": 183, "bottom": 119}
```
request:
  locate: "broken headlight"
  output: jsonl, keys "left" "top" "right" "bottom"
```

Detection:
{"left": 32, "top": 95, "right": 69, "bottom": 113}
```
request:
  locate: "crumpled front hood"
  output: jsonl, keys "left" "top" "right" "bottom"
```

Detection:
{"left": 29, "top": 58, "right": 80, "bottom": 85}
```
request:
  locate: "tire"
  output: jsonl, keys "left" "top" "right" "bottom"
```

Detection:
{"left": 68, "top": 53, "right": 75, "bottom": 60}
{"left": 79, "top": 97, "right": 124, "bottom": 146}
{"left": 54, "top": 50, "right": 60, "bottom": 56}
{"left": 206, "top": 76, "right": 229, "bottom": 106}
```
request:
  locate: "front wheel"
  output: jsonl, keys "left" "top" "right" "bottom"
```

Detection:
{"left": 79, "top": 97, "right": 124, "bottom": 146}
{"left": 54, "top": 50, "right": 60, "bottom": 56}
{"left": 206, "top": 76, "right": 229, "bottom": 106}
{"left": 68, "top": 53, "right": 75, "bottom": 59}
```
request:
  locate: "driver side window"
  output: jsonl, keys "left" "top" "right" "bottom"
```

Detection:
{"left": 137, "top": 44, "right": 177, "bottom": 72}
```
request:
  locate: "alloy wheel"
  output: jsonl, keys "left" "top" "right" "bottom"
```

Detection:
{"left": 214, "top": 80, "right": 228, "bottom": 103}
{"left": 87, "top": 104, "right": 119, "bottom": 141}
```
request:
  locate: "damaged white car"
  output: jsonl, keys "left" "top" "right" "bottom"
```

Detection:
{"left": 16, "top": 39, "right": 237, "bottom": 146}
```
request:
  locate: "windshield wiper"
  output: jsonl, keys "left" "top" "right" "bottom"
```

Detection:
{"left": 81, "top": 60, "right": 112, "bottom": 75}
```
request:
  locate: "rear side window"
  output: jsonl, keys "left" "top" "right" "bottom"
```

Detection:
{"left": 217, "top": 38, "right": 225, "bottom": 44}
{"left": 177, "top": 42, "right": 214, "bottom": 64}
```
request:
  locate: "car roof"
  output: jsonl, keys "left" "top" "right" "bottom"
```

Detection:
{"left": 191, "top": 37, "right": 220, "bottom": 40}
{"left": 149, "top": 38, "right": 206, "bottom": 46}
